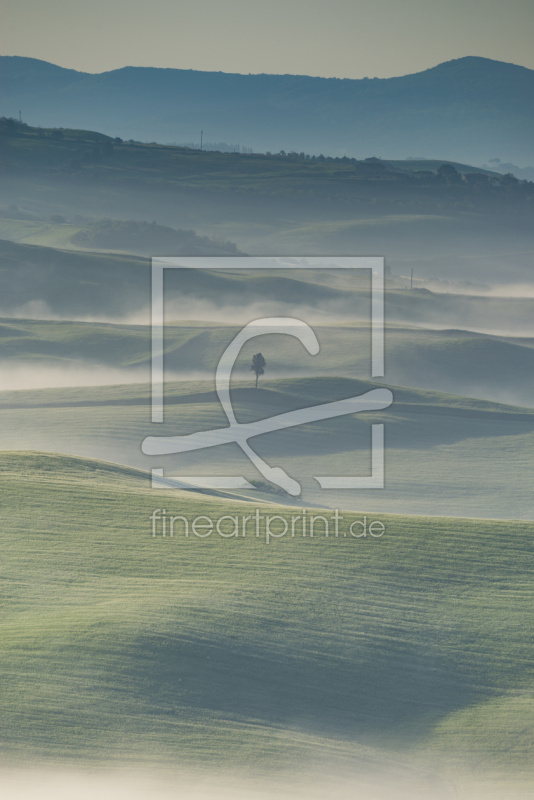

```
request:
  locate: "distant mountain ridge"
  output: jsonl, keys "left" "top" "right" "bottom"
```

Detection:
{"left": 1, "top": 55, "right": 533, "bottom": 164}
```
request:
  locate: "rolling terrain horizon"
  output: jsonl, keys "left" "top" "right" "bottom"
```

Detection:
{"left": 1, "top": 5, "right": 533, "bottom": 793}
{"left": 2, "top": 54, "right": 533, "bottom": 164}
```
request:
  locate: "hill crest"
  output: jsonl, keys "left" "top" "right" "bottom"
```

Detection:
{"left": 1, "top": 55, "right": 532, "bottom": 163}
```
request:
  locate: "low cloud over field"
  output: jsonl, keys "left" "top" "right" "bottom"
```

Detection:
{"left": 0, "top": 768, "right": 529, "bottom": 800}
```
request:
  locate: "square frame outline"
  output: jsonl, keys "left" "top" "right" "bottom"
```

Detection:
{"left": 149, "top": 256, "right": 386, "bottom": 490}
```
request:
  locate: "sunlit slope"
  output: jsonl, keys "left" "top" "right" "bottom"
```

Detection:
{"left": 1, "top": 376, "right": 534, "bottom": 518}
{"left": 0, "top": 216, "right": 85, "bottom": 248}
{"left": 0, "top": 451, "right": 532, "bottom": 789}
{"left": 0, "top": 216, "right": 240, "bottom": 256}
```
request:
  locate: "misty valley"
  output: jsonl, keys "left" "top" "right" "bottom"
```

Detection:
{"left": 0, "top": 49, "right": 533, "bottom": 800}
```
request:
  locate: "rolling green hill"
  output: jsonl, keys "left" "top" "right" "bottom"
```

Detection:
{"left": 1, "top": 375, "right": 533, "bottom": 519}
{"left": 0, "top": 119, "right": 528, "bottom": 220}
{"left": 3, "top": 316, "right": 534, "bottom": 405}
{"left": 2, "top": 58, "right": 533, "bottom": 800}
{"left": 2, "top": 121, "right": 533, "bottom": 285}
{"left": 0, "top": 215, "right": 240, "bottom": 256}
{"left": 3, "top": 312, "right": 534, "bottom": 522}
{"left": 1, "top": 239, "right": 534, "bottom": 326}
{"left": 0, "top": 451, "right": 532, "bottom": 797}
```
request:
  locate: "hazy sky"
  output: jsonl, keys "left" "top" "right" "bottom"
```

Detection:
{"left": 2, "top": 0, "right": 534, "bottom": 78}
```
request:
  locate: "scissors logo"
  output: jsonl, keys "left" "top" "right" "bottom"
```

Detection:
{"left": 142, "top": 318, "right": 392, "bottom": 496}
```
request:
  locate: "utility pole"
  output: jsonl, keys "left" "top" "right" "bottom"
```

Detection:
{"left": 200, "top": 130, "right": 203, "bottom": 151}
{"left": 410, "top": 268, "right": 414, "bottom": 290}
{"left": 19, "top": 110, "right": 22, "bottom": 124}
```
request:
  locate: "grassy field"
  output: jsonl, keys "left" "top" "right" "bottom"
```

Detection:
{"left": 0, "top": 374, "right": 533, "bottom": 519}
{"left": 0, "top": 123, "right": 500, "bottom": 197}
{"left": 0, "top": 217, "right": 85, "bottom": 248}
{"left": 1, "top": 120, "right": 533, "bottom": 798}
{"left": 2, "top": 235, "right": 534, "bottom": 327}
{"left": 2, "top": 122, "right": 533, "bottom": 290}
{"left": 0, "top": 451, "right": 532, "bottom": 797}
{"left": 0, "top": 217, "right": 240, "bottom": 256}
{"left": 3, "top": 316, "right": 534, "bottom": 400}
{"left": 2, "top": 314, "right": 534, "bottom": 521}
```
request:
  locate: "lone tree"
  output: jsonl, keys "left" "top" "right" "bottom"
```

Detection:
{"left": 250, "top": 352, "right": 266, "bottom": 388}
